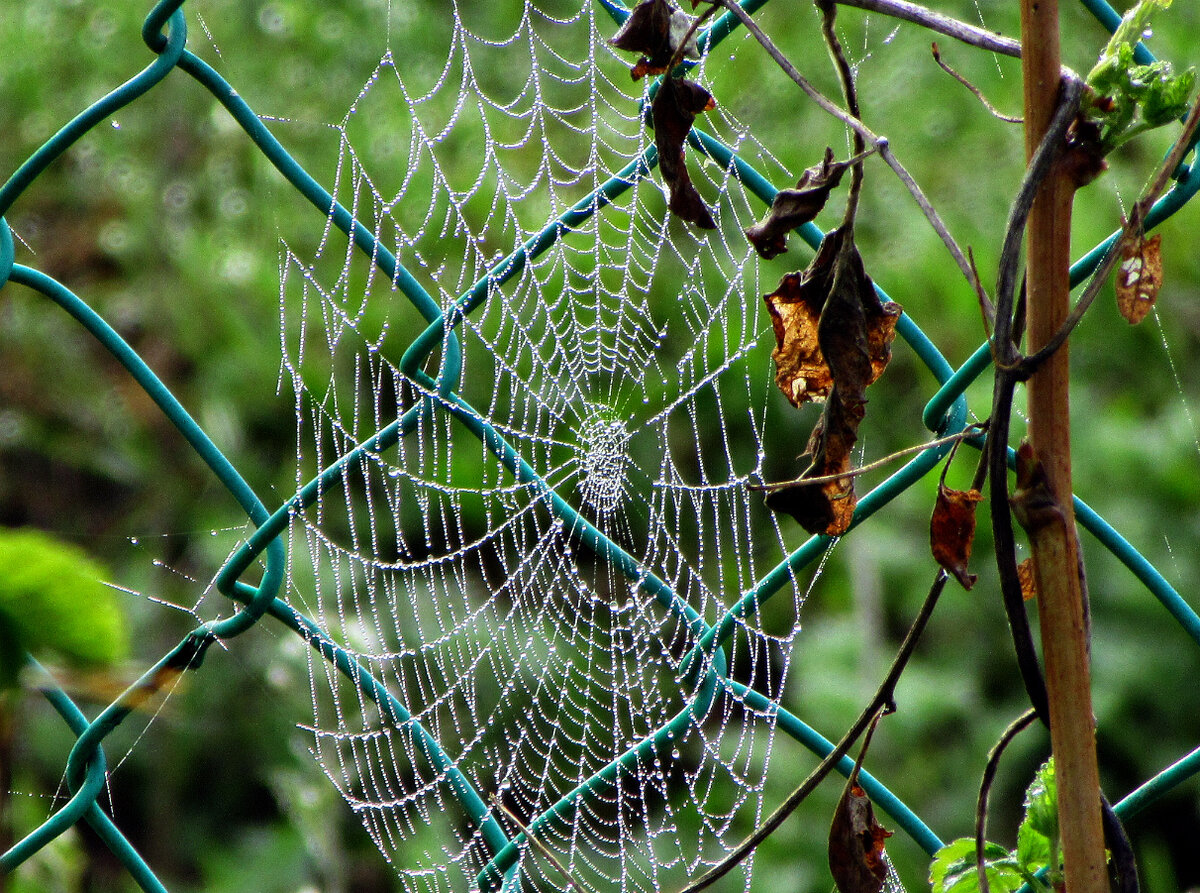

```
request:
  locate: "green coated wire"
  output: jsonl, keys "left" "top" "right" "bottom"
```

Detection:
{"left": 5, "top": 0, "right": 1200, "bottom": 887}
{"left": 259, "top": 595, "right": 514, "bottom": 858}
{"left": 0, "top": 662, "right": 167, "bottom": 892}
{"left": 0, "top": 217, "right": 13, "bottom": 284}
{"left": 5, "top": 265, "right": 285, "bottom": 637}
{"left": 0, "top": 9, "right": 187, "bottom": 219}
{"left": 731, "top": 679, "right": 945, "bottom": 856}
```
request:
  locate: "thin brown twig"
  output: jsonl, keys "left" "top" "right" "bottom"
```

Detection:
{"left": 666, "top": 4, "right": 719, "bottom": 74}
{"left": 975, "top": 709, "right": 1039, "bottom": 893}
{"left": 986, "top": 72, "right": 1084, "bottom": 726}
{"left": 678, "top": 571, "right": 949, "bottom": 893}
{"left": 749, "top": 426, "right": 984, "bottom": 492}
{"left": 1018, "top": 0, "right": 1107, "bottom": 884}
{"left": 490, "top": 794, "right": 583, "bottom": 892}
{"left": 818, "top": 0, "right": 866, "bottom": 227}
{"left": 932, "top": 42, "right": 1023, "bottom": 123}
{"left": 969, "top": 247, "right": 997, "bottom": 334}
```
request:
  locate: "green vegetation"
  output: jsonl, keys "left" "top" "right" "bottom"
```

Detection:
{"left": 930, "top": 760, "right": 1059, "bottom": 893}
{"left": 2, "top": 1, "right": 1200, "bottom": 891}
{"left": 1085, "top": 0, "right": 1195, "bottom": 150}
{"left": 0, "top": 528, "right": 126, "bottom": 688}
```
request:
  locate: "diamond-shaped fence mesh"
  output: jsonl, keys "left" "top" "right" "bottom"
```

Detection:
{"left": 3, "top": 1, "right": 1200, "bottom": 891}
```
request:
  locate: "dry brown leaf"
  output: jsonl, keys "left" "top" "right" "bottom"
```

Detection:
{"left": 829, "top": 782, "right": 893, "bottom": 893}
{"left": 764, "top": 228, "right": 899, "bottom": 408}
{"left": 610, "top": 0, "right": 672, "bottom": 79}
{"left": 746, "top": 148, "right": 854, "bottom": 259}
{"left": 764, "top": 270, "right": 832, "bottom": 406}
{"left": 1017, "top": 557, "right": 1037, "bottom": 601}
{"left": 763, "top": 227, "right": 900, "bottom": 536}
{"left": 1116, "top": 232, "right": 1163, "bottom": 325}
{"left": 930, "top": 483, "right": 983, "bottom": 589}
{"left": 651, "top": 77, "right": 717, "bottom": 229}
{"left": 765, "top": 397, "right": 861, "bottom": 535}
{"left": 610, "top": 0, "right": 700, "bottom": 81}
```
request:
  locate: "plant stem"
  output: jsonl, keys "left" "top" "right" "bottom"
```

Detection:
{"left": 710, "top": 0, "right": 986, "bottom": 300}
{"left": 679, "top": 572, "right": 948, "bottom": 893}
{"left": 1018, "top": 2, "right": 1107, "bottom": 891}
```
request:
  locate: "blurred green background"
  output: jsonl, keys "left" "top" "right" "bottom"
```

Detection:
{"left": 3, "top": 1, "right": 1200, "bottom": 891}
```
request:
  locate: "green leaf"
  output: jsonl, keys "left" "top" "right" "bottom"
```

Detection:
{"left": 1022, "top": 758, "right": 1058, "bottom": 841}
{"left": 1143, "top": 67, "right": 1196, "bottom": 127}
{"left": 1089, "top": 44, "right": 1138, "bottom": 99}
{"left": 1016, "top": 816, "right": 1052, "bottom": 874}
{"left": 0, "top": 528, "right": 128, "bottom": 689}
{"left": 1084, "top": 0, "right": 1193, "bottom": 151}
{"left": 929, "top": 839, "right": 1026, "bottom": 893}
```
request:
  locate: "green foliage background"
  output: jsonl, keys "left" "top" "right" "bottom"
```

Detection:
{"left": 2, "top": 1, "right": 1200, "bottom": 891}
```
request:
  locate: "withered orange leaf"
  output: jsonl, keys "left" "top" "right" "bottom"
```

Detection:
{"left": 764, "top": 270, "right": 832, "bottom": 406}
{"left": 764, "top": 227, "right": 900, "bottom": 537}
{"left": 746, "top": 148, "right": 854, "bottom": 259}
{"left": 651, "top": 76, "right": 717, "bottom": 229}
{"left": 1116, "top": 232, "right": 1162, "bottom": 325}
{"left": 829, "top": 782, "right": 893, "bottom": 893}
{"left": 930, "top": 483, "right": 983, "bottom": 589}
{"left": 1017, "top": 557, "right": 1037, "bottom": 601}
{"left": 610, "top": 0, "right": 699, "bottom": 81}
{"left": 764, "top": 227, "right": 899, "bottom": 408}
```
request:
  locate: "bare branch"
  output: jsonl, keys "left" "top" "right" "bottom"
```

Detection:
{"left": 975, "top": 709, "right": 1038, "bottom": 893}
{"left": 1020, "top": 95, "right": 1200, "bottom": 374}
{"left": 666, "top": 3, "right": 719, "bottom": 73}
{"left": 992, "top": 72, "right": 1086, "bottom": 365}
{"left": 749, "top": 427, "right": 983, "bottom": 492}
{"left": 836, "top": 0, "right": 1022, "bottom": 58}
{"left": 679, "top": 572, "right": 949, "bottom": 893}
{"left": 817, "top": 0, "right": 867, "bottom": 227}
{"left": 490, "top": 794, "right": 584, "bottom": 892}
{"left": 932, "top": 42, "right": 1023, "bottom": 123}
{"left": 707, "top": 0, "right": 989, "bottom": 303}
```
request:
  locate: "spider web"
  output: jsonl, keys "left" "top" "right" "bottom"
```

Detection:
{"left": 276, "top": 2, "right": 831, "bottom": 890}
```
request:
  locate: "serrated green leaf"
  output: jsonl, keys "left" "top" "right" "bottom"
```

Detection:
{"left": 1143, "top": 67, "right": 1195, "bottom": 127}
{"left": 1023, "top": 758, "right": 1058, "bottom": 841}
{"left": 1016, "top": 815, "right": 1053, "bottom": 874}
{"left": 0, "top": 528, "right": 128, "bottom": 689}
{"left": 1127, "top": 61, "right": 1173, "bottom": 99}
{"left": 1084, "top": 0, "right": 1191, "bottom": 151}
{"left": 930, "top": 839, "right": 1026, "bottom": 893}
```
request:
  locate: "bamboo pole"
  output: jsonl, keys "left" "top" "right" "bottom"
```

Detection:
{"left": 1017, "top": 2, "right": 1108, "bottom": 890}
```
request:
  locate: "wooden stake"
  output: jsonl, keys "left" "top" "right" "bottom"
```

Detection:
{"left": 1018, "top": 2, "right": 1108, "bottom": 891}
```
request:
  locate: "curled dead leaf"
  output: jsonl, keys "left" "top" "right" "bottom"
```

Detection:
{"left": 765, "top": 395, "right": 862, "bottom": 536}
{"left": 1017, "top": 557, "right": 1037, "bottom": 601}
{"left": 610, "top": 0, "right": 700, "bottom": 81}
{"left": 746, "top": 148, "right": 854, "bottom": 259}
{"left": 764, "top": 270, "right": 833, "bottom": 405}
{"left": 764, "top": 228, "right": 899, "bottom": 408}
{"left": 1116, "top": 232, "right": 1162, "bottom": 325}
{"left": 829, "top": 782, "right": 893, "bottom": 893}
{"left": 651, "top": 76, "right": 717, "bottom": 229}
{"left": 763, "top": 227, "right": 900, "bottom": 536}
{"left": 930, "top": 483, "right": 983, "bottom": 589}
{"left": 763, "top": 228, "right": 897, "bottom": 537}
